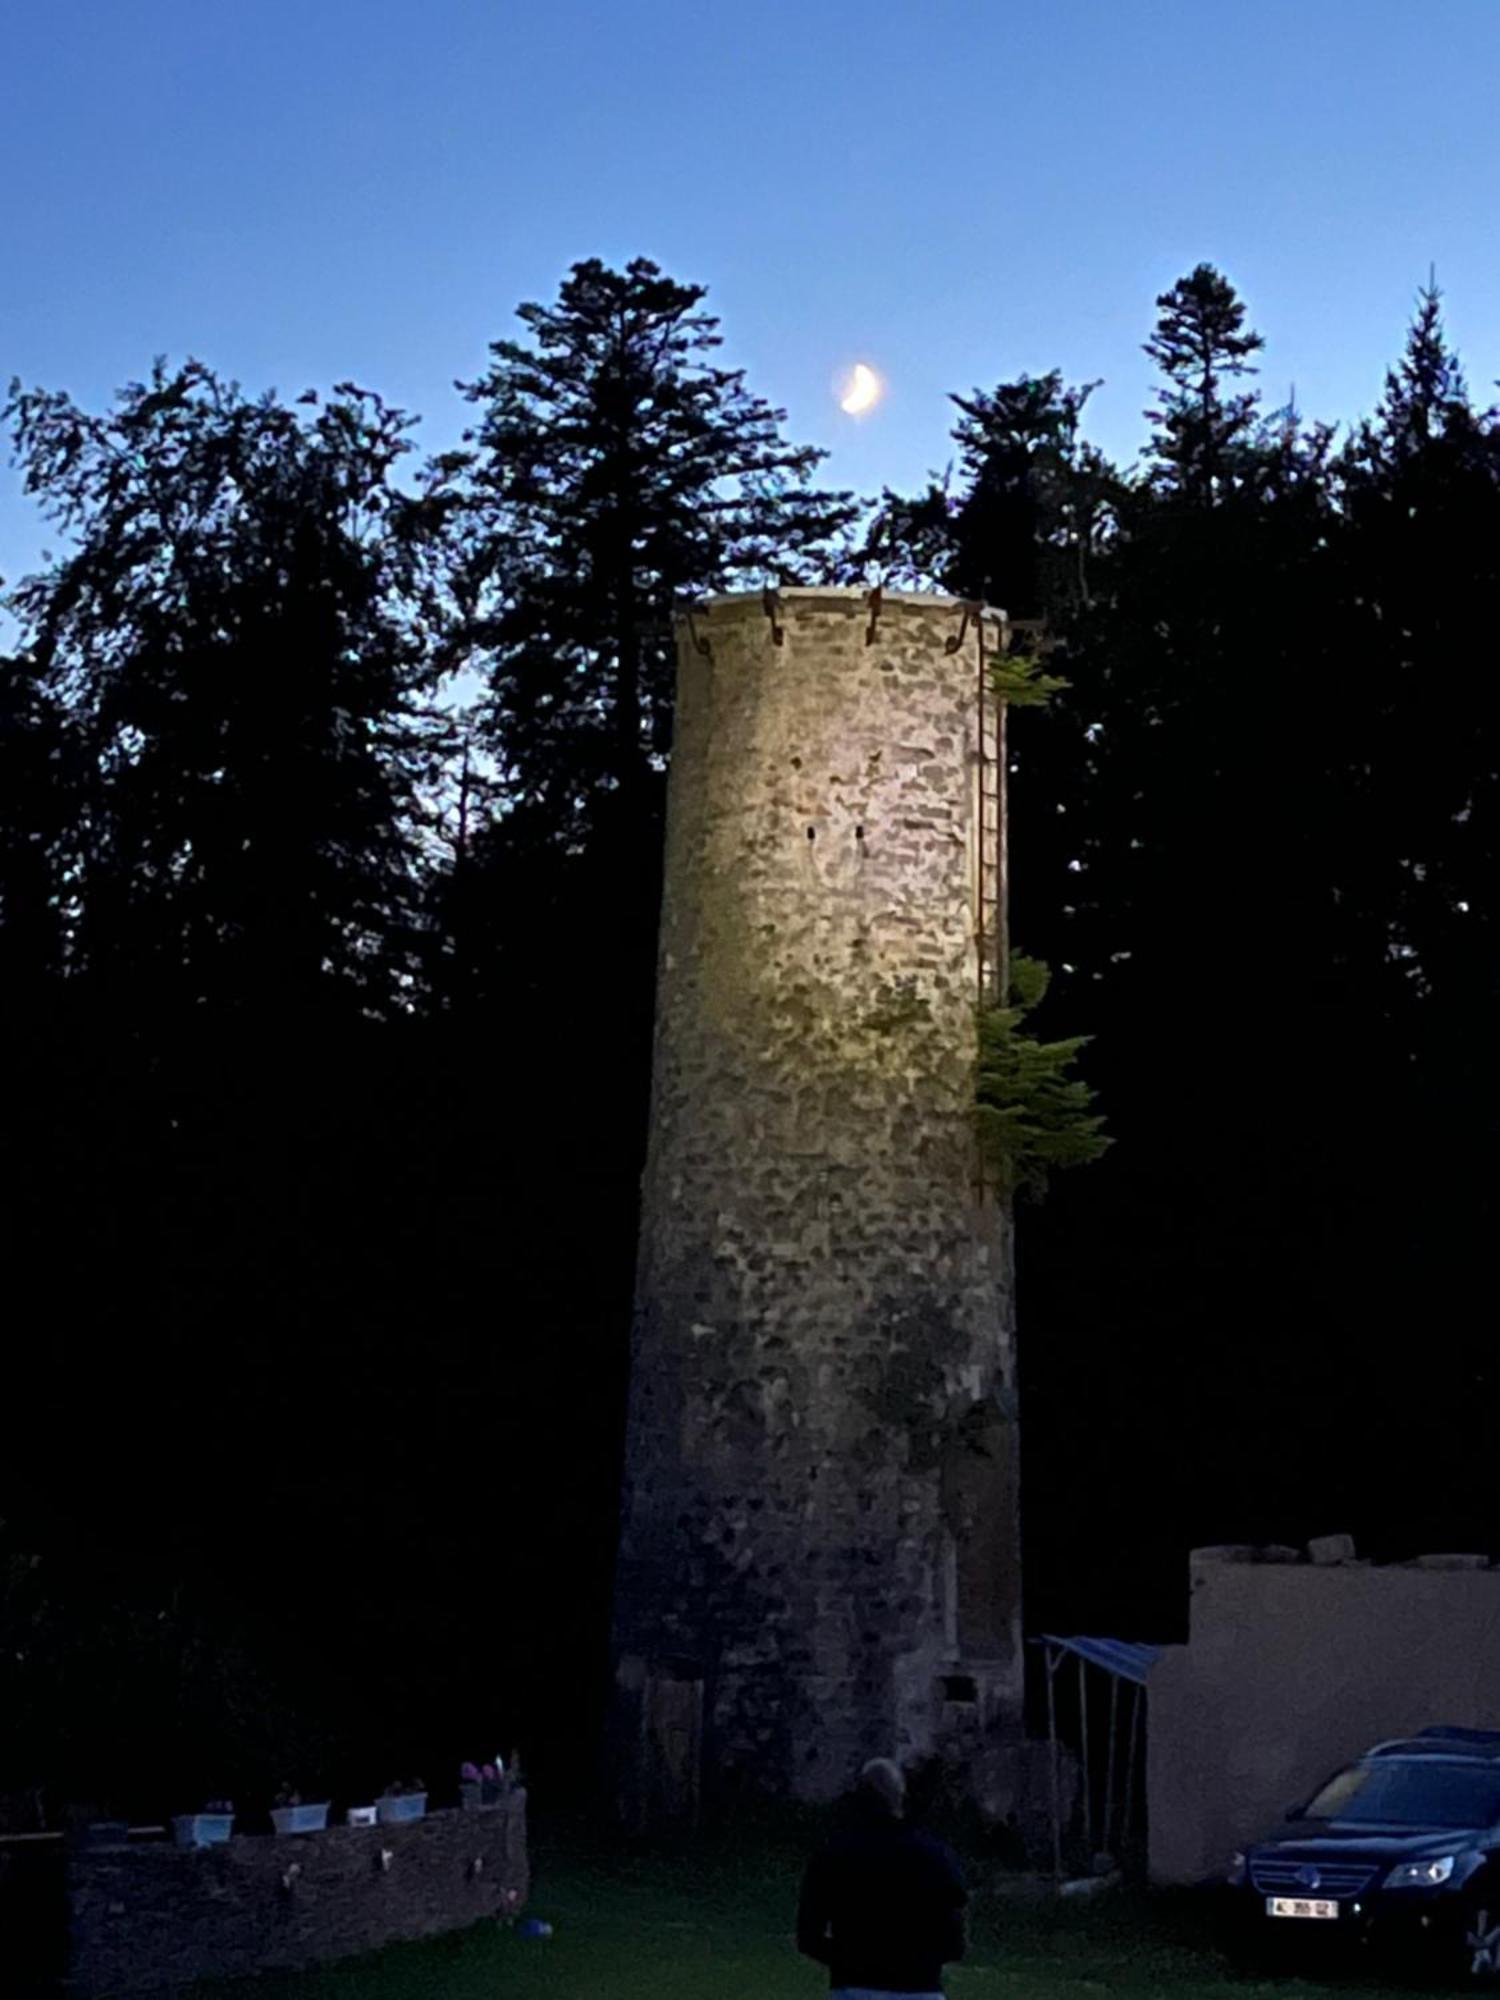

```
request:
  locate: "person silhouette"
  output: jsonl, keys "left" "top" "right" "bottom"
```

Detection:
{"left": 796, "top": 1758, "right": 967, "bottom": 2000}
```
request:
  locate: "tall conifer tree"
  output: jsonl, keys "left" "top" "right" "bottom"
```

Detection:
{"left": 445, "top": 258, "right": 857, "bottom": 856}
{"left": 1143, "top": 262, "right": 1265, "bottom": 504}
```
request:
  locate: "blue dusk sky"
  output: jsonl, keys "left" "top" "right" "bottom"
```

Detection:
{"left": 4, "top": 0, "right": 1500, "bottom": 619}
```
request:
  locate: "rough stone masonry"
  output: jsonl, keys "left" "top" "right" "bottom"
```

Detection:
{"left": 612, "top": 588, "right": 1023, "bottom": 1815}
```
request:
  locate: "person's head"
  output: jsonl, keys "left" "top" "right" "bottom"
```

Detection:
{"left": 856, "top": 1757, "right": 906, "bottom": 1820}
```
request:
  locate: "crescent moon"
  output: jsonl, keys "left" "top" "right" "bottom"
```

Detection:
{"left": 840, "top": 363, "right": 882, "bottom": 416}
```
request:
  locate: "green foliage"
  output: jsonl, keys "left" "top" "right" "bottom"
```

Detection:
{"left": 1007, "top": 951, "right": 1052, "bottom": 1012}
{"left": 976, "top": 955, "right": 1109, "bottom": 1200}
{"left": 990, "top": 648, "right": 1068, "bottom": 708}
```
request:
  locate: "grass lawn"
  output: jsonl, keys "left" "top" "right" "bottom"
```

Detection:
{"left": 191, "top": 1819, "right": 1425, "bottom": 2000}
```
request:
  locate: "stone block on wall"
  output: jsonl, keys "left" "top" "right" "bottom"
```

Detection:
{"left": 1306, "top": 1533, "right": 1357, "bottom": 1565}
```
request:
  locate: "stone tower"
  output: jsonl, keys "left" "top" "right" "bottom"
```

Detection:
{"left": 612, "top": 587, "right": 1022, "bottom": 1817}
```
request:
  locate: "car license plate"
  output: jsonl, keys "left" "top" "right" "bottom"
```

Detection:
{"left": 1268, "top": 1895, "right": 1338, "bottom": 1920}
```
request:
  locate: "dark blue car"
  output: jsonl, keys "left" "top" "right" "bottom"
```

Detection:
{"left": 1226, "top": 1727, "right": 1500, "bottom": 1983}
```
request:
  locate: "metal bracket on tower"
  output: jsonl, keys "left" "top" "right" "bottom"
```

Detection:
{"left": 864, "top": 584, "right": 883, "bottom": 646}
{"left": 762, "top": 586, "right": 784, "bottom": 646}
{"left": 945, "top": 600, "right": 982, "bottom": 656}
{"left": 1008, "top": 615, "right": 1052, "bottom": 654}
{"left": 680, "top": 601, "right": 712, "bottom": 660}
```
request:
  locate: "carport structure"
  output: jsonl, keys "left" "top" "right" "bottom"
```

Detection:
{"left": 1035, "top": 1634, "right": 1160, "bottom": 1881}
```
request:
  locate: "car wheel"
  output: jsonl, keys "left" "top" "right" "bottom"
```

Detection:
{"left": 1462, "top": 1903, "right": 1500, "bottom": 1983}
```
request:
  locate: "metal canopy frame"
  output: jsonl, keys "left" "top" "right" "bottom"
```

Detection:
{"left": 1034, "top": 1634, "right": 1161, "bottom": 1883}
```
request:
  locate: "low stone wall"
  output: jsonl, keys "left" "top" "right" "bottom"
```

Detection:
{"left": 65, "top": 1795, "right": 528, "bottom": 1996}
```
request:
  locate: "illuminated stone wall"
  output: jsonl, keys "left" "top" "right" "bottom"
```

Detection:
{"left": 613, "top": 588, "right": 1022, "bottom": 1809}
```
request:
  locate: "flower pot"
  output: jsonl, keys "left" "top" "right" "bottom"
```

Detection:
{"left": 376, "top": 1792, "right": 426, "bottom": 1825}
{"left": 347, "top": 1805, "right": 378, "bottom": 1827}
{"left": 270, "top": 1803, "right": 330, "bottom": 1835}
{"left": 173, "top": 1813, "right": 234, "bottom": 1848}
{"left": 461, "top": 1779, "right": 506, "bottom": 1809}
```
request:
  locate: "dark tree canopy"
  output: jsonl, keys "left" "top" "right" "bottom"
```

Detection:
{"left": 1335, "top": 281, "right": 1500, "bottom": 1049}
{"left": 1143, "top": 261, "right": 1266, "bottom": 503}
{"left": 857, "top": 370, "right": 1116, "bottom": 620}
{"left": 856, "top": 262, "right": 1500, "bottom": 1631}
{"left": 0, "top": 650, "right": 73, "bottom": 1009}
{"left": 4, "top": 361, "right": 448, "bottom": 1027}
{"left": 1360, "top": 276, "right": 1476, "bottom": 465}
{"left": 444, "top": 257, "right": 858, "bottom": 854}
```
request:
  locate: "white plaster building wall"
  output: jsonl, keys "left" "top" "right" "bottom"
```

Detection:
{"left": 1148, "top": 1555, "right": 1500, "bottom": 1884}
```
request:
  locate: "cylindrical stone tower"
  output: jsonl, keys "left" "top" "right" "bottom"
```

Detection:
{"left": 612, "top": 588, "right": 1022, "bottom": 1815}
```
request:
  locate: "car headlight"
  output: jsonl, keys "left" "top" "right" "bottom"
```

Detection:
{"left": 1384, "top": 1855, "right": 1459, "bottom": 1888}
{"left": 1227, "top": 1850, "right": 1247, "bottom": 1886}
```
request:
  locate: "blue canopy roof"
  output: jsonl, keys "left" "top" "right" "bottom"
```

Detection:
{"left": 1037, "top": 1633, "right": 1162, "bottom": 1684}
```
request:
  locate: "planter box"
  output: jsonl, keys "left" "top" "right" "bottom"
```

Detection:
{"left": 376, "top": 1793, "right": 426, "bottom": 1825}
{"left": 270, "top": 1803, "right": 329, "bottom": 1836}
{"left": 172, "top": 1814, "right": 234, "bottom": 1848}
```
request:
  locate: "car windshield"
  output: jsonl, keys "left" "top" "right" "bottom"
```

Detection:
{"left": 1302, "top": 1761, "right": 1500, "bottom": 1829}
